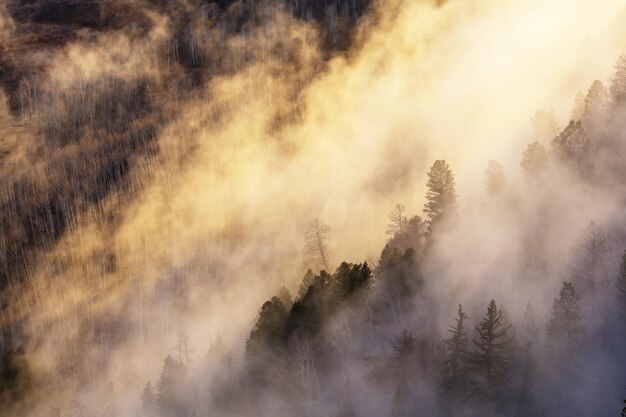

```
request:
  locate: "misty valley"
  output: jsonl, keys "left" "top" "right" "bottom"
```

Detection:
{"left": 0, "top": 1, "right": 625, "bottom": 417}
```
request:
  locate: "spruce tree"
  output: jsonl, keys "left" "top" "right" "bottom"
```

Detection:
{"left": 156, "top": 355, "right": 187, "bottom": 417}
{"left": 551, "top": 120, "right": 587, "bottom": 164}
{"left": 583, "top": 80, "right": 609, "bottom": 137}
{"left": 141, "top": 381, "right": 156, "bottom": 415}
{"left": 297, "top": 269, "right": 316, "bottom": 300}
{"left": 546, "top": 282, "right": 584, "bottom": 357}
{"left": 441, "top": 305, "right": 470, "bottom": 401}
{"left": 520, "top": 142, "right": 548, "bottom": 177}
{"left": 424, "top": 160, "right": 457, "bottom": 231}
{"left": 245, "top": 296, "right": 288, "bottom": 360}
{"left": 469, "top": 300, "right": 512, "bottom": 401}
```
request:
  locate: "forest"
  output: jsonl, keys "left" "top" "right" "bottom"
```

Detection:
{"left": 0, "top": 0, "right": 626, "bottom": 416}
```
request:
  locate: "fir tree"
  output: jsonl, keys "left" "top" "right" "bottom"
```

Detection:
{"left": 469, "top": 300, "right": 512, "bottom": 401}
{"left": 424, "top": 160, "right": 457, "bottom": 231}
{"left": 520, "top": 142, "right": 548, "bottom": 177}
{"left": 141, "top": 381, "right": 156, "bottom": 415}
{"left": 583, "top": 80, "right": 609, "bottom": 137}
{"left": 441, "top": 305, "right": 471, "bottom": 401}
{"left": 546, "top": 282, "right": 584, "bottom": 357}
{"left": 156, "top": 355, "right": 187, "bottom": 417}
{"left": 552, "top": 120, "right": 587, "bottom": 165}
{"left": 245, "top": 296, "right": 288, "bottom": 360}
{"left": 297, "top": 269, "right": 316, "bottom": 300}
{"left": 570, "top": 221, "right": 609, "bottom": 296}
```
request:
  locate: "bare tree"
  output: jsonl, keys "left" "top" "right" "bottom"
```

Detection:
{"left": 304, "top": 218, "right": 331, "bottom": 271}
{"left": 386, "top": 204, "right": 407, "bottom": 237}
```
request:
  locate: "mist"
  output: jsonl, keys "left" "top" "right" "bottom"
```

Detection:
{"left": 0, "top": 0, "right": 625, "bottom": 416}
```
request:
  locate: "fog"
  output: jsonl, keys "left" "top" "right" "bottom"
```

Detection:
{"left": 0, "top": 0, "right": 625, "bottom": 416}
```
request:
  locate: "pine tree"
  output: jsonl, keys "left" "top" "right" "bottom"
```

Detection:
{"left": 441, "top": 305, "right": 471, "bottom": 401}
{"left": 616, "top": 250, "right": 626, "bottom": 329}
{"left": 469, "top": 300, "right": 512, "bottom": 401}
{"left": 610, "top": 54, "right": 626, "bottom": 103}
{"left": 297, "top": 269, "right": 316, "bottom": 300}
{"left": 141, "top": 381, "right": 156, "bottom": 415}
{"left": 156, "top": 355, "right": 187, "bottom": 417}
{"left": 424, "top": 160, "right": 457, "bottom": 230}
{"left": 520, "top": 142, "right": 548, "bottom": 177}
{"left": 245, "top": 296, "right": 288, "bottom": 360}
{"left": 552, "top": 120, "right": 587, "bottom": 164}
{"left": 278, "top": 286, "right": 294, "bottom": 310}
{"left": 570, "top": 221, "right": 609, "bottom": 296}
{"left": 583, "top": 80, "right": 609, "bottom": 137}
{"left": 546, "top": 282, "right": 584, "bottom": 357}
{"left": 386, "top": 204, "right": 408, "bottom": 237}
{"left": 484, "top": 160, "right": 507, "bottom": 197}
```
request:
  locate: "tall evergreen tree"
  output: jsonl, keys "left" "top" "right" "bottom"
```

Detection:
{"left": 156, "top": 355, "right": 187, "bottom": 417}
{"left": 245, "top": 296, "right": 288, "bottom": 360}
{"left": 441, "top": 305, "right": 471, "bottom": 402}
{"left": 520, "top": 142, "right": 548, "bottom": 177}
{"left": 424, "top": 160, "right": 457, "bottom": 230}
{"left": 583, "top": 80, "right": 609, "bottom": 137}
{"left": 297, "top": 269, "right": 316, "bottom": 300}
{"left": 141, "top": 381, "right": 156, "bottom": 415}
{"left": 546, "top": 282, "right": 584, "bottom": 357}
{"left": 469, "top": 300, "right": 512, "bottom": 401}
{"left": 570, "top": 221, "right": 609, "bottom": 296}
{"left": 551, "top": 120, "right": 587, "bottom": 165}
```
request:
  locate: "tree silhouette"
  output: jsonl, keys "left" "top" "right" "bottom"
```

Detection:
{"left": 520, "top": 141, "right": 548, "bottom": 177}
{"left": 441, "top": 305, "right": 471, "bottom": 402}
{"left": 141, "top": 381, "right": 156, "bottom": 415}
{"left": 387, "top": 204, "right": 408, "bottom": 237}
{"left": 304, "top": 218, "right": 331, "bottom": 271}
{"left": 552, "top": 120, "right": 587, "bottom": 165}
{"left": 570, "top": 221, "right": 609, "bottom": 296}
{"left": 469, "top": 300, "right": 512, "bottom": 401}
{"left": 246, "top": 296, "right": 288, "bottom": 361}
{"left": 546, "top": 282, "right": 584, "bottom": 358}
{"left": 424, "top": 160, "right": 457, "bottom": 231}
{"left": 156, "top": 355, "right": 187, "bottom": 417}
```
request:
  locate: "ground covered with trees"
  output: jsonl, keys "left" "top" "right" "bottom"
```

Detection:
{"left": 0, "top": 1, "right": 626, "bottom": 417}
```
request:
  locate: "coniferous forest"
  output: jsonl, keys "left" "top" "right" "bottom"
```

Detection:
{"left": 0, "top": 1, "right": 626, "bottom": 416}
